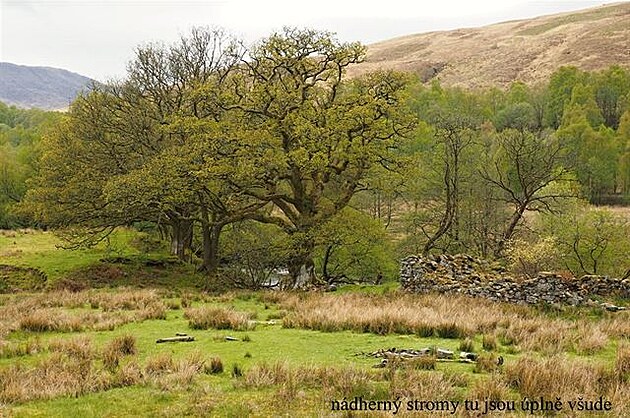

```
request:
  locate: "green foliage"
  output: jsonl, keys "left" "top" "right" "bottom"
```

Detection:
{"left": 542, "top": 203, "right": 630, "bottom": 277}
{"left": 314, "top": 208, "right": 397, "bottom": 284}
{"left": 494, "top": 102, "right": 538, "bottom": 131}
{"left": 506, "top": 236, "right": 563, "bottom": 278}
{"left": 220, "top": 221, "right": 290, "bottom": 289}
{"left": 0, "top": 102, "right": 59, "bottom": 228}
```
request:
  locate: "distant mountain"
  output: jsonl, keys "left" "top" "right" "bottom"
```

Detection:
{"left": 348, "top": 2, "right": 630, "bottom": 88}
{"left": 0, "top": 62, "right": 95, "bottom": 110}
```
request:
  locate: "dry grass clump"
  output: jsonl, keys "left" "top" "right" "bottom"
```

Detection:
{"left": 473, "top": 353, "right": 500, "bottom": 374}
{"left": 469, "top": 374, "right": 511, "bottom": 402}
{"left": 459, "top": 338, "right": 475, "bottom": 353}
{"left": 504, "top": 355, "right": 608, "bottom": 399}
{"left": 0, "top": 341, "right": 212, "bottom": 405}
{"left": 241, "top": 362, "right": 376, "bottom": 398}
{"left": 136, "top": 302, "right": 167, "bottom": 321}
{"left": 0, "top": 353, "right": 100, "bottom": 403}
{"left": 575, "top": 323, "right": 609, "bottom": 354}
{"left": 388, "top": 369, "right": 460, "bottom": 400}
{"left": 502, "top": 355, "right": 630, "bottom": 415}
{"left": 407, "top": 356, "right": 437, "bottom": 370}
{"left": 615, "top": 343, "right": 630, "bottom": 381}
{"left": 0, "top": 338, "right": 43, "bottom": 359}
{"left": 89, "top": 289, "right": 162, "bottom": 311}
{"left": 19, "top": 309, "right": 84, "bottom": 333}
{"left": 496, "top": 317, "right": 573, "bottom": 354}
{"left": 601, "top": 312, "right": 630, "bottom": 338}
{"left": 281, "top": 293, "right": 509, "bottom": 337}
{"left": 32, "top": 290, "right": 90, "bottom": 309}
{"left": 205, "top": 357, "right": 224, "bottom": 374}
{"left": 151, "top": 351, "right": 206, "bottom": 391}
{"left": 102, "top": 335, "right": 136, "bottom": 371}
{"left": 185, "top": 306, "right": 254, "bottom": 331}
{"left": 482, "top": 334, "right": 498, "bottom": 351}
{"left": 48, "top": 336, "right": 94, "bottom": 360}
{"left": 145, "top": 353, "right": 175, "bottom": 376}
{"left": 0, "top": 338, "right": 41, "bottom": 357}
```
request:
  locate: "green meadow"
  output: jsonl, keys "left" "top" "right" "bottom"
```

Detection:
{"left": 1, "top": 230, "right": 628, "bottom": 417}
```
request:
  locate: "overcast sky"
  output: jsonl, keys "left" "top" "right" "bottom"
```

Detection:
{"left": 0, "top": 0, "right": 613, "bottom": 82}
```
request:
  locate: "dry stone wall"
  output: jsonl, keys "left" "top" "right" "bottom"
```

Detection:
{"left": 400, "top": 254, "right": 629, "bottom": 306}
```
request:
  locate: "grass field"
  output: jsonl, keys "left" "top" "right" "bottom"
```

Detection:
{"left": 1, "top": 230, "right": 629, "bottom": 417}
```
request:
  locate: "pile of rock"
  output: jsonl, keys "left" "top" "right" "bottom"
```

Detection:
{"left": 400, "top": 255, "right": 629, "bottom": 306}
{"left": 364, "top": 347, "right": 487, "bottom": 368}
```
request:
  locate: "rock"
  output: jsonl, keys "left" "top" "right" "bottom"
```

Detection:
{"left": 460, "top": 351, "right": 478, "bottom": 361}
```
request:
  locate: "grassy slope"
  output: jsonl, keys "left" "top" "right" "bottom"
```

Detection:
{"left": 0, "top": 229, "right": 141, "bottom": 280}
{"left": 348, "top": 2, "right": 630, "bottom": 88}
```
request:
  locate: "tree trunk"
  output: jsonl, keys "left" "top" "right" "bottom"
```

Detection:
{"left": 169, "top": 218, "right": 193, "bottom": 260}
{"left": 322, "top": 244, "right": 334, "bottom": 283}
{"left": 286, "top": 248, "right": 316, "bottom": 288}
{"left": 201, "top": 223, "right": 223, "bottom": 274}
{"left": 494, "top": 203, "right": 528, "bottom": 258}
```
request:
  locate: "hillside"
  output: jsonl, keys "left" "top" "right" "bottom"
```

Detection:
{"left": 0, "top": 62, "right": 94, "bottom": 110}
{"left": 349, "top": 2, "right": 630, "bottom": 88}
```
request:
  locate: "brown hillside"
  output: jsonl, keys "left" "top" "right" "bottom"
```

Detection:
{"left": 348, "top": 3, "right": 630, "bottom": 88}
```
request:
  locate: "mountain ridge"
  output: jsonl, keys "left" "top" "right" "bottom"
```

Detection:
{"left": 348, "top": 2, "right": 630, "bottom": 88}
{"left": 0, "top": 62, "right": 94, "bottom": 110}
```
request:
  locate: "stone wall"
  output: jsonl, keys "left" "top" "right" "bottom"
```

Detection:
{"left": 400, "top": 254, "right": 630, "bottom": 306}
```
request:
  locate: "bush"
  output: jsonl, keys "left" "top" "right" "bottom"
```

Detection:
{"left": 506, "top": 236, "right": 562, "bottom": 278}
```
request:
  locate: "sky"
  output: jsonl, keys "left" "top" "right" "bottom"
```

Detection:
{"left": 0, "top": 0, "right": 614, "bottom": 82}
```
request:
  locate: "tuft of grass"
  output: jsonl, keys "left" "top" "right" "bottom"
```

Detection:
{"left": 102, "top": 335, "right": 136, "bottom": 371}
{"left": 504, "top": 355, "right": 610, "bottom": 399}
{"left": 19, "top": 309, "right": 84, "bottom": 333}
{"left": 0, "top": 352, "right": 99, "bottom": 403}
{"left": 0, "top": 338, "right": 43, "bottom": 359}
{"left": 185, "top": 306, "right": 254, "bottom": 331}
{"left": 474, "top": 353, "right": 500, "bottom": 374}
{"left": 231, "top": 363, "right": 243, "bottom": 378}
{"left": 136, "top": 302, "right": 167, "bottom": 321}
{"left": 435, "top": 322, "right": 465, "bottom": 339}
{"left": 408, "top": 356, "right": 436, "bottom": 370}
{"left": 48, "top": 336, "right": 94, "bottom": 360}
{"left": 616, "top": 343, "right": 630, "bottom": 382}
{"left": 459, "top": 338, "right": 475, "bottom": 353}
{"left": 204, "top": 357, "right": 224, "bottom": 374}
{"left": 469, "top": 374, "right": 510, "bottom": 402}
{"left": 482, "top": 334, "right": 498, "bottom": 351}
{"left": 144, "top": 353, "right": 174, "bottom": 376}
{"left": 575, "top": 323, "right": 609, "bottom": 354}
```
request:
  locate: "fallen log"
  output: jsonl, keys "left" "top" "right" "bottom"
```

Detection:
{"left": 156, "top": 336, "right": 194, "bottom": 343}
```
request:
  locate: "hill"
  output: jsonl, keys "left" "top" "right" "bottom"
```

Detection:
{"left": 349, "top": 2, "right": 630, "bottom": 88}
{"left": 0, "top": 62, "right": 94, "bottom": 110}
